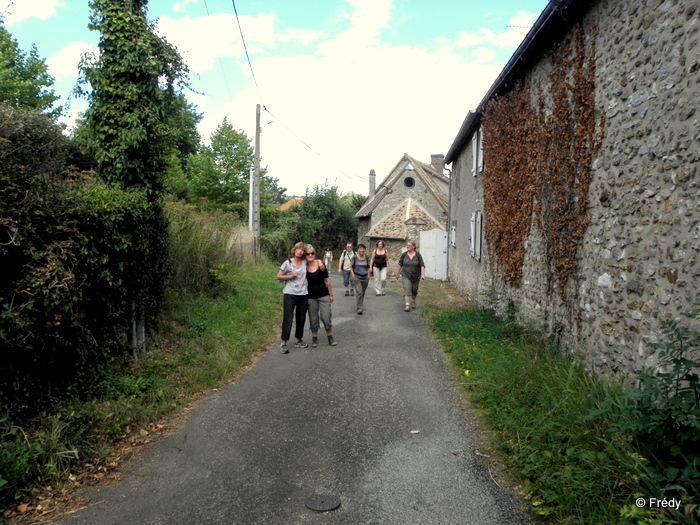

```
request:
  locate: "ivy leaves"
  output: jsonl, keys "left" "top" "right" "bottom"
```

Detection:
{"left": 76, "top": 0, "right": 190, "bottom": 195}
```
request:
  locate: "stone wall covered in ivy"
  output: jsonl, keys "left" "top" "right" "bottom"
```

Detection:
{"left": 448, "top": 0, "right": 700, "bottom": 375}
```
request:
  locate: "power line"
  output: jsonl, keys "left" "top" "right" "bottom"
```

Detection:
{"left": 224, "top": 0, "right": 368, "bottom": 189}
{"left": 230, "top": 0, "right": 265, "bottom": 107}
{"left": 202, "top": 0, "right": 232, "bottom": 101}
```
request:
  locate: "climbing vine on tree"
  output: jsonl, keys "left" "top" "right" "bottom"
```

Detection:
{"left": 75, "top": 0, "right": 193, "bottom": 339}
{"left": 75, "top": 0, "right": 190, "bottom": 196}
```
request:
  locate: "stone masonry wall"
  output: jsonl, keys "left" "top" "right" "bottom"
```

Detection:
{"left": 576, "top": 0, "right": 700, "bottom": 373}
{"left": 450, "top": 0, "right": 700, "bottom": 377}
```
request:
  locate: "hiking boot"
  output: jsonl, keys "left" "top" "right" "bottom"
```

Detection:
{"left": 350, "top": 289, "right": 355, "bottom": 296}
{"left": 280, "top": 343, "right": 289, "bottom": 354}
{"left": 344, "top": 290, "right": 349, "bottom": 296}
{"left": 411, "top": 299, "right": 416, "bottom": 309}
{"left": 311, "top": 336, "right": 318, "bottom": 348}
{"left": 405, "top": 304, "right": 410, "bottom": 312}
{"left": 357, "top": 309, "right": 363, "bottom": 315}
{"left": 328, "top": 335, "right": 337, "bottom": 346}
{"left": 294, "top": 339, "right": 309, "bottom": 348}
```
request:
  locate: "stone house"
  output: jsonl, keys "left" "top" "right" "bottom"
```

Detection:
{"left": 355, "top": 153, "right": 449, "bottom": 266}
{"left": 446, "top": 0, "right": 699, "bottom": 376}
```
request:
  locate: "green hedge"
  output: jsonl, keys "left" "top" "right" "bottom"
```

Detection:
{"left": 0, "top": 105, "right": 166, "bottom": 415}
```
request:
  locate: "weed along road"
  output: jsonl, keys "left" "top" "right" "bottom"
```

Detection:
{"left": 60, "top": 272, "right": 528, "bottom": 525}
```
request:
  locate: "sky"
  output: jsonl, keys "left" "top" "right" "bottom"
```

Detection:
{"left": 2, "top": 0, "right": 548, "bottom": 197}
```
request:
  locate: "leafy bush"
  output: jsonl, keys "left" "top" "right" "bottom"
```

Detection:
{"left": 0, "top": 105, "right": 167, "bottom": 416}
{"left": 588, "top": 305, "right": 700, "bottom": 520}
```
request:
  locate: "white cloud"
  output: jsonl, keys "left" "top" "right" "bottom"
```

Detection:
{"left": 2, "top": 0, "right": 65, "bottom": 25}
{"left": 156, "top": 13, "right": 276, "bottom": 74}
{"left": 455, "top": 11, "right": 536, "bottom": 50}
{"left": 200, "top": 24, "right": 507, "bottom": 195}
{"left": 278, "top": 27, "right": 324, "bottom": 46}
{"left": 173, "top": 0, "right": 198, "bottom": 13}
{"left": 47, "top": 41, "right": 97, "bottom": 79}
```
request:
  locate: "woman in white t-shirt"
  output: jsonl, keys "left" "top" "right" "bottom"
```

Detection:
{"left": 276, "top": 242, "right": 310, "bottom": 353}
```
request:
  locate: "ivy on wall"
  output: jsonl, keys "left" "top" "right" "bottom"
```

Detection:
{"left": 482, "top": 24, "right": 603, "bottom": 300}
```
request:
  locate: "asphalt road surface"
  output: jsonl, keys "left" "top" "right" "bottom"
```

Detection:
{"left": 60, "top": 272, "right": 529, "bottom": 525}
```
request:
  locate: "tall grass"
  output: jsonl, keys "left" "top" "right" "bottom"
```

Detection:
{"left": 165, "top": 200, "right": 255, "bottom": 294}
{"left": 430, "top": 307, "right": 655, "bottom": 523}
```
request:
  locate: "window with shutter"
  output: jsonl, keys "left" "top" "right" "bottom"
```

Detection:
{"left": 470, "top": 212, "right": 476, "bottom": 258}
{"left": 475, "top": 211, "right": 482, "bottom": 261}
{"left": 478, "top": 126, "right": 484, "bottom": 173}
{"left": 471, "top": 132, "right": 478, "bottom": 177}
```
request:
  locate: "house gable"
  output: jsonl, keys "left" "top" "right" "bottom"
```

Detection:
{"left": 355, "top": 154, "right": 448, "bottom": 220}
{"left": 365, "top": 199, "right": 444, "bottom": 240}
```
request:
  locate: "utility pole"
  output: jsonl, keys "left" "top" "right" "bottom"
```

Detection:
{"left": 253, "top": 104, "right": 261, "bottom": 261}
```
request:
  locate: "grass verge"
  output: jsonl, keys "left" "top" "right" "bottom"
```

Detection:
{"left": 427, "top": 303, "right": 697, "bottom": 524}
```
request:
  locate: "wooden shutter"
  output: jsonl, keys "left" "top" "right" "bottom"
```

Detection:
{"left": 470, "top": 213, "right": 476, "bottom": 258}
{"left": 478, "top": 127, "right": 484, "bottom": 173}
{"left": 474, "top": 212, "right": 482, "bottom": 261}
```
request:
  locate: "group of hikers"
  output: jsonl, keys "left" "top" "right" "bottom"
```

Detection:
{"left": 276, "top": 240, "right": 426, "bottom": 354}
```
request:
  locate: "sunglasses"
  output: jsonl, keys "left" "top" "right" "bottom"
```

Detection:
{"left": 305, "top": 252, "right": 315, "bottom": 255}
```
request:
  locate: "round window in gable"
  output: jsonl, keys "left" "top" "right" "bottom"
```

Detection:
{"left": 404, "top": 176, "right": 415, "bottom": 188}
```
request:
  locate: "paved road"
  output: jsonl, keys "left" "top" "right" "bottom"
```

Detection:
{"left": 60, "top": 272, "right": 528, "bottom": 525}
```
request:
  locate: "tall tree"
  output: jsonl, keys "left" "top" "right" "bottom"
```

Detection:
{"left": 0, "top": 22, "right": 60, "bottom": 116}
{"left": 75, "top": 0, "right": 189, "bottom": 196}
{"left": 188, "top": 118, "right": 253, "bottom": 204}
{"left": 188, "top": 117, "right": 287, "bottom": 206}
{"left": 74, "top": 0, "right": 192, "bottom": 352}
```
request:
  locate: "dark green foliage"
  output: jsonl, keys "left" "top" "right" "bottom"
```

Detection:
{"left": 186, "top": 118, "right": 285, "bottom": 206}
{"left": 298, "top": 185, "right": 358, "bottom": 254}
{"left": 260, "top": 185, "right": 357, "bottom": 262}
{"left": 75, "top": 0, "right": 189, "bottom": 195}
{"left": 0, "top": 105, "right": 163, "bottom": 416}
{"left": 0, "top": 23, "right": 61, "bottom": 117}
{"left": 188, "top": 118, "right": 251, "bottom": 203}
{"left": 0, "top": 415, "right": 43, "bottom": 498}
{"left": 588, "top": 305, "right": 700, "bottom": 513}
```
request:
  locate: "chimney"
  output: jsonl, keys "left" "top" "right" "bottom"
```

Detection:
{"left": 431, "top": 154, "right": 445, "bottom": 175}
{"left": 369, "top": 169, "right": 376, "bottom": 199}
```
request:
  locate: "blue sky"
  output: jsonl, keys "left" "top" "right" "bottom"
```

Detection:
{"left": 2, "top": 0, "right": 548, "bottom": 196}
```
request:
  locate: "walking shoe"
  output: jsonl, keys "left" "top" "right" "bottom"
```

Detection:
{"left": 381, "top": 291, "right": 386, "bottom": 296}
{"left": 294, "top": 339, "right": 309, "bottom": 348}
{"left": 357, "top": 309, "right": 363, "bottom": 315}
{"left": 311, "top": 336, "right": 318, "bottom": 348}
{"left": 350, "top": 290, "right": 355, "bottom": 296}
{"left": 280, "top": 343, "right": 289, "bottom": 354}
{"left": 328, "top": 335, "right": 337, "bottom": 346}
{"left": 344, "top": 290, "right": 349, "bottom": 296}
{"left": 376, "top": 292, "right": 382, "bottom": 296}
{"left": 405, "top": 304, "right": 410, "bottom": 312}
{"left": 411, "top": 299, "right": 416, "bottom": 309}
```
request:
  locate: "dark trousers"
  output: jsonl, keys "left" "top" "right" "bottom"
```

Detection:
{"left": 281, "top": 294, "right": 308, "bottom": 342}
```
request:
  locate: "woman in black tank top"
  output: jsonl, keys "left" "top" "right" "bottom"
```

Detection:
{"left": 369, "top": 240, "right": 393, "bottom": 296}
